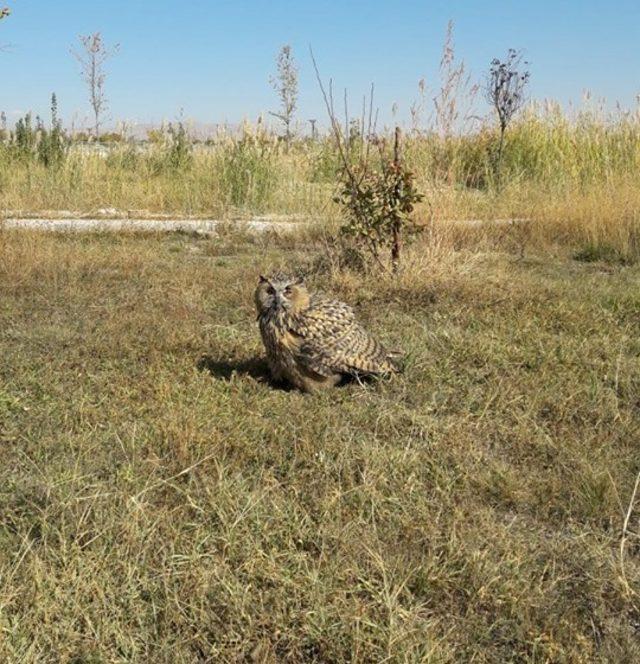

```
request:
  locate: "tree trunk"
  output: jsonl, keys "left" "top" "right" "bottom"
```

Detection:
{"left": 391, "top": 126, "right": 402, "bottom": 273}
{"left": 495, "top": 123, "right": 506, "bottom": 189}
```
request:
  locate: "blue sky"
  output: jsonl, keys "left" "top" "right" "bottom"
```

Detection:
{"left": 2, "top": 1, "right": 639, "bottom": 131}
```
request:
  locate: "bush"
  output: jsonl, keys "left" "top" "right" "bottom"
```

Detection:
{"left": 164, "top": 122, "right": 192, "bottom": 171}
{"left": 148, "top": 122, "right": 193, "bottom": 174}
{"left": 7, "top": 95, "right": 67, "bottom": 167}
{"left": 573, "top": 243, "right": 633, "bottom": 265}
{"left": 12, "top": 112, "right": 37, "bottom": 161}
{"left": 335, "top": 143, "right": 423, "bottom": 271}
{"left": 36, "top": 94, "right": 67, "bottom": 168}
{"left": 215, "top": 133, "right": 279, "bottom": 209}
{"left": 105, "top": 143, "right": 140, "bottom": 171}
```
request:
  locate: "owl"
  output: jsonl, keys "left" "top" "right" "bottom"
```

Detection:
{"left": 254, "top": 273, "right": 399, "bottom": 392}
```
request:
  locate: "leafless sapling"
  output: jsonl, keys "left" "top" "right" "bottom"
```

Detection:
{"left": 269, "top": 45, "right": 298, "bottom": 148}
{"left": 72, "top": 32, "right": 119, "bottom": 141}
{"left": 485, "top": 48, "right": 530, "bottom": 184}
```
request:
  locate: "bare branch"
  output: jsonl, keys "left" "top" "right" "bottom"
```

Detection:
{"left": 309, "top": 47, "right": 355, "bottom": 184}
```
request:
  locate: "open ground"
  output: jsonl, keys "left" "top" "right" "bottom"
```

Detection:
{"left": 0, "top": 227, "right": 638, "bottom": 661}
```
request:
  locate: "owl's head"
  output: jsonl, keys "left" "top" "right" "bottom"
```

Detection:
{"left": 254, "top": 273, "right": 310, "bottom": 317}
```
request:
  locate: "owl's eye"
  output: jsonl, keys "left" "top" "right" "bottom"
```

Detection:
{"left": 284, "top": 286, "right": 293, "bottom": 296}
{"left": 267, "top": 286, "right": 275, "bottom": 295}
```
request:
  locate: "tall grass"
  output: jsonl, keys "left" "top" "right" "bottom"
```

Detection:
{"left": 405, "top": 101, "right": 640, "bottom": 189}
{"left": 1, "top": 100, "right": 639, "bottom": 258}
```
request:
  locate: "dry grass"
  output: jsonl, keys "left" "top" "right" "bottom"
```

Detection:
{"left": 1, "top": 100, "right": 640, "bottom": 262}
{"left": 1, "top": 228, "right": 639, "bottom": 661}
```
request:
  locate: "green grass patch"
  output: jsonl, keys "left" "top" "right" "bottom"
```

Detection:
{"left": 574, "top": 243, "right": 634, "bottom": 265}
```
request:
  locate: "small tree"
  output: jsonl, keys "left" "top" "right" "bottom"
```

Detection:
{"left": 311, "top": 51, "right": 423, "bottom": 273}
{"left": 333, "top": 128, "right": 423, "bottom": 273}
{"left": 269, "top": 45, "right": 298, "bottom": 148}
{"left": 72, "top": 32, "right": 119, "bottom": 141}
{"left": 485, "top": 49, "right": 530, "bottom": 184}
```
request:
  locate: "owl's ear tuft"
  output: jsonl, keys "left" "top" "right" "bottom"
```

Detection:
{"left": 293, "top": 275, "right": 305, "bottom": 286}
{"left": 259, "top": 275, "right": 268, "bottom": 284}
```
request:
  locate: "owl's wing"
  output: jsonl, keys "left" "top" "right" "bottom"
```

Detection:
{"left": 289, "top": 297, "right": 397, "bottom": 377}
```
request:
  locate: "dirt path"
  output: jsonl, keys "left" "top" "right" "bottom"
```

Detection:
{"left": 2, "top": 214, "right": 526, "bottom": 235}
{"left": 2, "top": 216, "right": 304, "bottom": 235}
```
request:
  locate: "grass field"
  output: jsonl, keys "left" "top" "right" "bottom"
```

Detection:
{"left": 1, "top": 228, "right": 639, "bottom": 661}
{"left": 2, "top": 100, "right": 640, "bottom": 263}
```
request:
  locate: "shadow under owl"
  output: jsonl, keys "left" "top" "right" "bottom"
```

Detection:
{"left": 195, "top": 353, "right": 286, "bottom": 388}
{"left": 196, "top": 353, "right": 372, "bottom": 392}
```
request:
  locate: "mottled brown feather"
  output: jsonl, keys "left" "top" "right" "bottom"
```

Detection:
{"left": 255, "top": 275, "right": 399, "bottom": 392}
{"left": 289, "top": 296, "right": 398, "bottom": 377}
